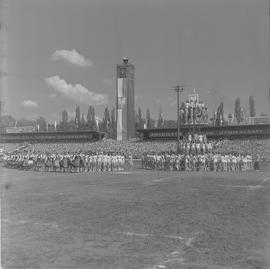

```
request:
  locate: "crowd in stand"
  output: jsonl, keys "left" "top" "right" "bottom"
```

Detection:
{"left": 2, "top": 138, "right": 269, "bottom": 159}
{"left": 213, "top": 139, "right": 270, "bottom": 162}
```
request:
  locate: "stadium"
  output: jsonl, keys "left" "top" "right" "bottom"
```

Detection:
{"left": 1, "top": 57, "right": 270, "bottom": 268}
{"left": 2, "top": 112, "right": 270, "bottom": 269}
{"left": 1, "top": 1, "right": 270, "bottom": 268}
{"left": 1, "top": 59, "right": 270, "bottom": 269}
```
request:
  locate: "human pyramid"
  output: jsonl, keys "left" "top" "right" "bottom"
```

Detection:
{"left": 142, "top": 133, "right": 254, "bottom": 172}
{"left": 3, "top": 152, "right": 127, "bottom": 173}
{"left": 180, "top": 133, "right": 212, "bottom": 155}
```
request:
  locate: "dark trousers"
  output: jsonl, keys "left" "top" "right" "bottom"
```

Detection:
{"left": 254, "top": 161, "right": 260, "bottom": 170}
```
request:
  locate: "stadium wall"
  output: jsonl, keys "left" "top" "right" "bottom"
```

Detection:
{"left": 0, "top": 131, "right": 105, "bottom": 143}
{"left": 137, "top": 124, "right": 270, "bottom": 140}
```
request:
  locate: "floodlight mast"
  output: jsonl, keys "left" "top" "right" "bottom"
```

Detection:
{"left": 170, "top": 85, "right": 185, "bottom": 153}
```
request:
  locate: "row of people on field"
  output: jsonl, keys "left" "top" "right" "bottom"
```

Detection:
{"left": 2, "top": 152, "right": 128, "bottom": 173}
{"left": 180, "top": 141, "right": 213, "bottom": 155}
{"left": 2, "top": 137, "right": 269, "bottom": 161}
{"left": 142, "top": 153, "right": 255, "bottom": 172}
{"left": 187, "top": 133, "right": 208, "bottom": 143}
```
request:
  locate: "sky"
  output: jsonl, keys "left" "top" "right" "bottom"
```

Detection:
{"left": 0, "top": 0, "right": 269, "bottom": 123}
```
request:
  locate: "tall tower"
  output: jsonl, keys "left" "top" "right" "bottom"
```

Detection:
{"left": 116, "top": 58, "right": 135, "bottom": 140}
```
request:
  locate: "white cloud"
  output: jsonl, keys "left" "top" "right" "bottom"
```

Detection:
{"left": 21, "top": 100, "right": 38, "bottom": 108}
{"left": 52, "top": 49, "right": 93, "bottom": 67}
{"left": 45, "top": 76, "right": 108, "bottom": 105}
{"left": 49, "top": 93, "right": 57, "bottom": 98}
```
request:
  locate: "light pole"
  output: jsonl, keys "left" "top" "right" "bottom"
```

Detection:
{"left": 170, "top": 85, "right": 185, "bottom": 153}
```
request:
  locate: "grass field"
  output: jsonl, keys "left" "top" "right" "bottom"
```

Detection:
{"left": 1, "top": 166, "right": 270, "bottom": 269}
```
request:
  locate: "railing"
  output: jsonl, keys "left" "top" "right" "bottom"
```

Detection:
{"left": 246, "top": 116, "right": 270, "bottom": 125}
{"left": 179, "top": 116, "right": 270, "bottom": 126}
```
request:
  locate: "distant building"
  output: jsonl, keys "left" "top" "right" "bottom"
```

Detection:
{"left": 116, "top": 58, "right": 135, "bottom": 140}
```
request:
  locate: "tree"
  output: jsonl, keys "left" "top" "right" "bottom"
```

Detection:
{"left": 103, "top": 107, "right": 110, "bottom": 134}
{"left": 110, "top": 108, "right": 116, "bottom": 139}
{"left": 157, "top": 104, "right": 164, "bottom": 128}
{"left": 75, "top": 106, "right": 81, "bottom": 129}
{"left": 216, "top": 102, "right": 224, "bottom": 126}
{"left": 0, "top": 115, "right": 16, "bottom": 129}
{"left": 240, "top": 107, "right": 245, "bottom": 123}
{"left": 60, "top": 110, "right": 68, "bottom": 131}
{"left": 135, "top": 111, "right": 140, "bottom": 134}
{"left": 62, "top": 110, "right": 68, "bottom": 124}
{"left": 90, "top": 107, "right": 97, "bottom": 131}
{"left": 68, "top": 119, "right": 76, "bottom": 131}
{"left": 81, "top": 113, "right": 86, "bottom": 130}
{"left": 212, "top": 111, "right": 217, "bottom": 125}
{"left": 234, "top": 97, "right": 241, "bottom": 124}
{"left": 146, "top": 108, "right": 154, "bottom": 128}
{"left": 36, "top": 116, "right": 47, "bottom": 132}
{"left": 86, "top": 106, "right": 93, "bottom": 130}
{"left": 137, "top": 107, "right": 144, "bottom": 129}
{"left": 228, "top": 113, "right": 233, "bottom": 124}
{"left": 146, "top": 108, "right": 151, "bottom": 128}
{"left": 249, "top": 96, "right": 256, "bottom": 117}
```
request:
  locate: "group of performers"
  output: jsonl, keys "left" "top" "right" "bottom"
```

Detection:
{"left": 179, "top": 133, "right": 213, "bottom": 155}
{"left": 2, "top": 152, "right": 127, "bottom": 173}
{"left": 142, "top": 133, "right": 255, "bottom": 172}
{"left": 179, "top": 96, "right": 209, "bottom": 125}
{"left": 2, "top": 132, "right": 260, "bottom": 173}
{"left": 142, "top": 152, "right": 254, "bottom": 172}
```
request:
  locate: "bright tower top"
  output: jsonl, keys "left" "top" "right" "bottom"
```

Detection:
{"left": 123, "top": 57, "right": 129, "bottom": 64}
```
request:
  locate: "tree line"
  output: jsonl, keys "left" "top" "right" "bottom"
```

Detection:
{"left": 58, "top": 105, "right": 168, "bottom": 137}
{"left": 214, "top": 95, "right": 256, "bottom": 126}
{"left": 58, "top": 106, "right": 116, "bottom": 138}
{"left": 0, "top": 95, "right": 264, "bottom": 135}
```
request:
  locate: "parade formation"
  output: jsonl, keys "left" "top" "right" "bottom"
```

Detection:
{"left": 142, "top": 133, "right": 254, "bottom": 172}
{"left": 2, "top": 133, "right": 260, "bottom": 173}
{"left": 3, "top": 152, "right": 127, "bottom": 173}
{"left": 142, "top": 152, "right": 254, "bottom": 172}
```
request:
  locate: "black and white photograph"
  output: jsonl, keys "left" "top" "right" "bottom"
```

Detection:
{"left": 1, "top": 0, "right": 270, "bottom": 268}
